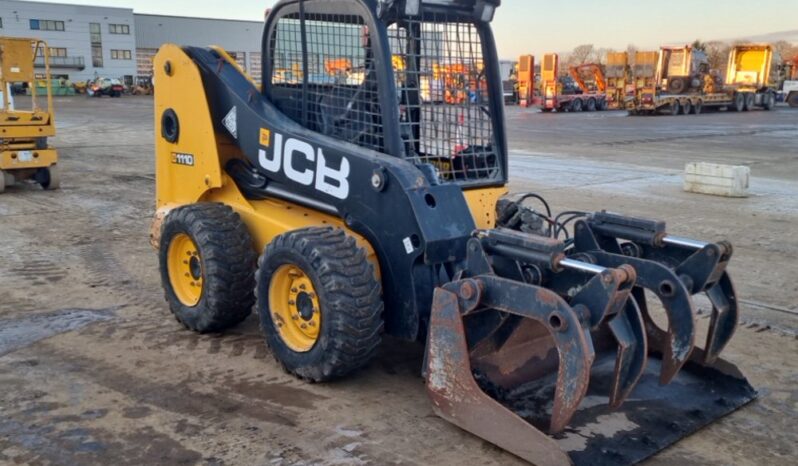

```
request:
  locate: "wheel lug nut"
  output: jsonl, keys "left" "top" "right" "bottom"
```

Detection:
{"left": 299, "top": 284, "right": 306, "bottom": 290}
{"left": 300, "top": 323, "right": 307, "bottom": 329}
{"left": 292, "top": 315, "right": 299, "bottom": 320}
{"left": 308, "top": 322, "right": 315, "bottom": 327}
{"left": 288, "top": 300, "right": 295, "bottom": 305}
{"left": 291, "top": 287, "right": 298, "bottom": 293}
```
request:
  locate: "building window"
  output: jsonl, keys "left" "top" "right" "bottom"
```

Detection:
{"left": 109, "top": 24, "right": 130, "bottom": 35}
{"left": 111, "top": 50, "right": 132, "bottom": 60}
{"left": 36, "top": 47, "right": 68, "bottom": 58}
{"left": 90, "top": 23, "right": 103, "bottom": 68}
{"left": 0, "top": 18, "right": 4, "bottom": 28}
{"left": 30, "top": 19, "right": 65, "bottom": 31}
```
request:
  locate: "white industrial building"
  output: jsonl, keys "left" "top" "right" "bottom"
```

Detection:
{"left": 0, "top": 0, "right": 264, "bottom": 84}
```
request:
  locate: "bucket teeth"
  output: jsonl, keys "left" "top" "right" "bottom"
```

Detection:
{"left": 606, "top": 299, "right": 648, "bottom": 408}
{"left": 703, "top": 272, "right": 738, "bottom": 363}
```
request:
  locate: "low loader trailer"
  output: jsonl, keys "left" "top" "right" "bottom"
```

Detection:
{"left": 629, "top": 44, "right": 777, "bottom": 115}
{"left": 540, "top": 54, "right": 607, "bottom": 112}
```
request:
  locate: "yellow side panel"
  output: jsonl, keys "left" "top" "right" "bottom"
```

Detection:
{"left": 153, "top": 44, "right": 224, "bottom": 209}
{"left": 201, "top": 175, "right": 379, "bottom": 276}
{"left": 463, "top": 187, "right": 507, "bottom": 229}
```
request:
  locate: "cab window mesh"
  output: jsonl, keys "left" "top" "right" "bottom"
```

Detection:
{"left": 388, "top": 15, "right": 500, "bottom": 183}
{"left": 269, "top": 13, "right": 384, "bottom": 152}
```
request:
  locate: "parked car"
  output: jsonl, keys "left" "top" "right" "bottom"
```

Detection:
{"left": 88, "top": 78, "right": 124, "bottom": 97}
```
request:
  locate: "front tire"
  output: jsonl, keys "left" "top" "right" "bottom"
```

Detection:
{"left": 159, "top": 203, "right": 256, "bottom": 333}
{"left": 37, "top": 164, "right": 60, "bottom": 190}
{"left": 256, "top": 227, "right": 383, "bottom": 382}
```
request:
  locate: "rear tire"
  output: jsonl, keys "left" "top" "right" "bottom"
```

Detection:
{"left": 693, "top": 100, "right": 703, "bottom": 115}
{"left": 762, "top": 92, "right": 775, "bottom": 110}
{"left": 0, "top": 169, "right": 5, "bottom": 193}
{"left": 733, "top": 93, "right": 745, "bottom": 112}
{"left": 744, "top": 93, "right": 755, "bottom": 111}
{"left": 257, "top": 227, "right": 383, "bottom": 382}
{"left": 670, "top": 100, "right": 680, "bottom": 116}
{"left": 668, "top": 77, "right": 687, "bottom": 94}
{"left": 571, "top": 99, "right": 583, "bottom": 112}
{"left": 788, "top": 92, "right": 798, "bottom": 108}
{"left": 586, "top": 98, "right": 596, "bottom": 112}
{"left": 681, "top": 100, "right": 692, "bottom": 115}
{"left": 159, "top": 203, "right": 256, "bottom": 333}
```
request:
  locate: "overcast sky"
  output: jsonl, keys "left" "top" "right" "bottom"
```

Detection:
{"left": 22, "top": 0, "right": 798, "bottom": 58}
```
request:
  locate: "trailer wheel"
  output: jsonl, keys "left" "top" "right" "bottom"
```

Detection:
{"left": 586, "top": 98, "right": 596, "bottom": 112}
{"left": 571, "top": 99, "right": 583, "bottom": 112}
{"left": 693, "top": 100, "right": 703, "bottom": 115}
{"left": 762, "top": 92, "right": 775, "bottom": 110}
{"left": 681, "top": 100, "right": 692, "bottom": 115}
{"left": 669, "top": 101, "right": 680, "bottom": 116}
{"left": 257, "top": 227, "right": 383, "bottom": 382}
{"left": 743, "top": 93, "right": 755, "bottom": 111}
{"left": 599, "top": 99, "right": 608, "bottom": 111}
{"left": 787, "top": 92, "right": 798, "bottom": 108}
{"left": 733, "top": 93, "right": 745, "bottom": 112}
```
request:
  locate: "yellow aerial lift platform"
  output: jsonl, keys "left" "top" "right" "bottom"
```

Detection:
{"left": 0, "top": 37, "right": 60, "bottom": 193}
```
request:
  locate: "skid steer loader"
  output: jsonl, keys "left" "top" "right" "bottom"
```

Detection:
{"left": 150, "top": 1, "right": 755, "bottom": 464}
{"left": 0, "top": 37, "right": 60, "bottom": 193}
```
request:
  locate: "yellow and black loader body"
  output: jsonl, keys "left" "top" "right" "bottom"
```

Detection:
{"left": 152, "top": 1, "right": 755, "bottom": 464}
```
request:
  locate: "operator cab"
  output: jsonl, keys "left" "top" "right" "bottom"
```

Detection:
{"left": 262, "top": 0, "right": 506, "bottom": 187}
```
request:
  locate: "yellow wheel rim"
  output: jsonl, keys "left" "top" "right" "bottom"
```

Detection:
{"left": 167, "top": 233, "right": 203, "bottom": 306}
{"left": 269, "top": 264, "right": 321, "bottom": 352}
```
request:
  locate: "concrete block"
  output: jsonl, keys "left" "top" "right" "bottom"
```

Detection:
{"left": 683, "top": 162, "right": 750, "bottom": 198}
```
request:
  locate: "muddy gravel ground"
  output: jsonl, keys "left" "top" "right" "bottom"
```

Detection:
{"left": 1, "top": 97, "right": 796, "bottom": 465}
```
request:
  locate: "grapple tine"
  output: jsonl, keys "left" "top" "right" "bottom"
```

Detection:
{"left": 426, "top": 286, "right": 572, "bottom": 466}
{"left": 606, "top": 299, "right": 648, "bottom": 408}
{"left": 584, "top": 251, "right": 696, "bottom": 384}
{"left": 703, "top": 272, "right": 739, "bottom": 363}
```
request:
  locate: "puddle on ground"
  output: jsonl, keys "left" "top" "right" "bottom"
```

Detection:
{"left": 0, "top": 308, "right": 116, "bottom": 356}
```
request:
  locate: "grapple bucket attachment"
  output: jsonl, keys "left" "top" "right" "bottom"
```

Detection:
{"left": 425, "top": 234, "right": 756, "bottom": 465}
{"left": 573, "top": 212, "right": 740, "bottom": 380}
